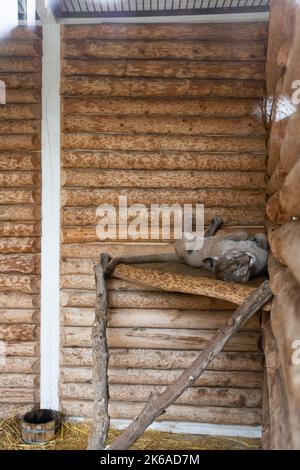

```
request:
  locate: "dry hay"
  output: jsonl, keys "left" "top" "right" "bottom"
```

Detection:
{"left": 0, "top": 418, "right": 261, "bottom": 451}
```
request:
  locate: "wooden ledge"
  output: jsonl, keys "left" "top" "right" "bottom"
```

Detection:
{"left": 112, "top": 262, "right": 267, "bottom": 306}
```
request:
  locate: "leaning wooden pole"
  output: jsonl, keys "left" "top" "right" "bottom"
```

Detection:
{"left": 87, "top": 253, "right": 110, "bottom": 450}
{"left": 108, "top": 280, "right": 273, "bottom": 450}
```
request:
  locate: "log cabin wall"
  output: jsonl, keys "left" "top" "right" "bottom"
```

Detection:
{"left": 60, "top": 23, "right": 268, "bottom": 425}
{"left": 263, "top": 0, "right": 300, "bottom": 450}
{"left": 0, "top": 27, "right": 41, "bottom": 417}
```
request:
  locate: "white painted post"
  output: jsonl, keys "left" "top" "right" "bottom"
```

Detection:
{"left": 40, "top": 22, "right": 60, "bottom": 410}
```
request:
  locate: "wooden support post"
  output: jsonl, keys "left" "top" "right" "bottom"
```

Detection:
{"left": 87, "top": 253, "right": 110, "bottom": 450}
{"left": 108, "top": 280, "right": 273, "bottom": 450}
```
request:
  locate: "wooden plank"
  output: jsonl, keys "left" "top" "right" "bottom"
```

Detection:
{"left": 61, "top": 290, "right": 235, "bottom": 310}
{"left": 0, "top": 324, "right": 37, "bottom": 341}
{"left": 63, "top": 326, "right": 261, "bottom": 351}
{"left": 62, "top": 383, "right": 261, "bottom": 408}
{"left": 0, "top": 374, "right": 38, "bottom": 388}
{"left": 0, "top": 238, "right": 40, "bottom": 254}
{"left": 4, "top": 89, "right": 41, "bottom": 104}
{"left": 0, "top": 172, "right": 36, "bottom": 188}
{"left": 62, "top": 206, "right": 265, "bottom": 228}
{"left": 62, "top": 77, "right": 264, "bottom": 99}
{"left": 62, "top": 40, "right": 265, "bottom": 61}
{"left": 62, "top": 59, "right": 265, "bottom": 80}
{"left": 0, "top": 57, "right": 41, "bottom": 73}
{"left": 0, "top": 121, "right": 40, "bottom": 135}
{"left": 62, "top": 347, "right": 264, "bottom": 371}
{"left": 63, "top": 114, "right": 265, "bottom": 137}
{"left": 62, "top": 367, "right": 262, "bottom": 389}
{"left": 0, "top": 73, "right": 41, "bottom": 89}
{"left": 0, "top": 222, "right": 40, "bottom": 237}
{"left": 0, "top": 40, "right": 41, "bottom": 57}
{"left": 0, "top": 309, "right": 38, "bottom": 324}
{"left": 62, "top": 23, "right": 268, "bottom": 41}
{"left": 0, "top": 104, "right": 41, "bottom": 120}
{"left": 0, "top": 356, "right": 39, "bottom": 373}
{"left": 0, "top": 292, "right": 39, "bottom": 309}
{"left": 63, "top": 133, "right": 265, "bottom": 153}
{"left": 62, "top": 150, "right": 266, "bottom": 172}
{"left": 0, "top": 189, "right": 36, "bottom": 205}
{"left": 0, "top": 274, "right": 40, "bottom": 293}
{"left": 62, "top": 307, "right": 260, "bottom": 330}
{"left": 0, "top": 388, "right": 38, "bottom": 403}
{"left": 0, "top": 205, "right": 40, "bottom": 221}
{"left": 62, "top": 399, "right": 261, "bottom": 425}
{"left": 62, "top": 169, "right": 265, "bottom": 190}
{"left": 62, "top": 97, "right": 263, "bottom": 117}
{"left": 0, "top": 135, "right": 40, "bottom": 152}
{"left": 0, "top": 254, "right": 39, "bottom": 274}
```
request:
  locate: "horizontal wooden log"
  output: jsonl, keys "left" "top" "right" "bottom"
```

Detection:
{"left": 62, "top": 383, "right": 261, "bottom": 408}
{"left": 60, "top": 289, "right": 235, "bottom": 310}
{"left": 0, "top": 403, "right": 37, "bottom": 418}
{"left": 279, "top": 159, "right": 300, "bottom": 217}
{"left": 0, "top": 374, "right": 38, "bottom": 388}
{"left": 0, "top": 104, "right": 41, "bottom": 120}
{"left": 62, "top": 97, "right": 263, "bottom": 117}
{"left": 0, "top": 189, "right": 36, "bottom": 205}
{"left": 0, "top": 238, "right": 40, "bottom": 254}
{"left": 0, "top": 222, "right": 40, "bottom": 237}
{"left": 62, "top": 150, "right": 266, "bottom": 171}
{"left": 63, "top": 114, "right": 265, "bottom": 137}
{"left": 63, "top": 326, "right": 261, "bottom": 351}
{"left": 4, "top": 89, "right": 41, "bottom": 104}
{"left": 0, "top": 356, "right": 39, "bottom": 373}
{"left": 62, "top": 347, "right": 263, "bottom": 371}
{"left": 0, "top": 57, "right": 41, "bottom": 73}
{"left": 0, "top": 121, "right": 40, "bottom": 135}
{"left": 63, "top": 133, "right": 265, "bottom": 153}
{"left": 63, "top": 39, "right": 265, "bottom": 61}
{"left": 0, "top": 172, "right": 36, "bottom": 188}
{"left": 0, "top": 388, "right": 38, "bottom": 403}
{"left": 62, "top": 77, "right": 264, "bottom": 98}
{"left": 0, "top": 292, "right": 39, "bottom": 309}
{"left": 62, "top": 307, "right": 260, "bottom": 330}
{"left": 62, "top": 399, "right": 261, "bottom": 425}
{"left": 0, "top": 254, "right": 39, "bottom": 274}
{"left": 62, "top": 188, "right": 265, "bottom": 208}
{"left": 112, "top": 264, "right": 257, "bottom": 306}
{"left": 0, "top": 73, "right": 41, "bottom": 89}
{"left": 5, "top": 26, "right": 42, "bottom": 40}
{"left": 0, "top": 40, "right": 41, "bottom": 57}
{"left": 62, "top": 367, "right": 262, "bottom": 389}
{"left": 0, "top": 274, "right": 40, "bottom": 293}
{"left": 0, "top": 324, "right": 38, "bottom": 341}
{"left": 62, "top": 23, "right": 268, "bottom": 41}
{"left": 268, "top": 221, "right": 300, "bottom": 285}
{"left": 0, "top": 153, "right": 39, "bottom": 171}
{"left": 0, "top": 135, "right": 40, "bottom": 151}
{"left": 62, "top": 206, "right": 265, "bottom": 228}
{"left": 62, "top": 58, "right": 265, "bottom": 80}
{"left": 0, "top": 308, "right": 38, "bottom": 324}
{"left": 62, "top": 169, "right": 265, "bottom": 190}
{"left": 5, "top": 341, "right": 39, "bottom": 357}
{"left": 0, "top": 205, "right": 40, "bottom": 221}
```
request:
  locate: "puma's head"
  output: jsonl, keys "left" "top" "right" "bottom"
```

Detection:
{"left": 203, "top": 251, "right": 256, "bottom": 283}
